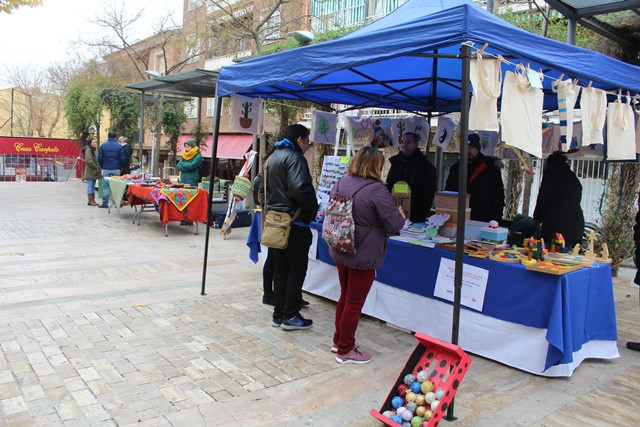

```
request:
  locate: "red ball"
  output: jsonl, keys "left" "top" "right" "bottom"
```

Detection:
{"left": 397, "top": 384, "right": 408, "bottom": 397}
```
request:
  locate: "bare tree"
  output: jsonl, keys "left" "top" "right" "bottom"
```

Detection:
{"left": 0, "top": 65, "right": 65, "bottom": 137}
{"left": 203, "top": 0, "right": 308, "bottom": 56}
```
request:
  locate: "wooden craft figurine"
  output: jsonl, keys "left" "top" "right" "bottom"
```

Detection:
{"left": 584, "top": 230, "right": 597, "bottom": 257}
{"left": 524, "top": 237, "right": 546, "bottom": 261}
{"left": 571, "top": 243, "right": 581, "bottom": 255}
{"left": 597, "top": 242, "right": 612, "bottom": 263}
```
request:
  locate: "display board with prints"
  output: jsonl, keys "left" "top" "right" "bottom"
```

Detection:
{"left": 316, "top": 155, "right": 352, "bottom": 215}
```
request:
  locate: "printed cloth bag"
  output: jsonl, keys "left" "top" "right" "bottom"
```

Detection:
{"left": 322, "top": 180, "right": 374, "bottom": 254}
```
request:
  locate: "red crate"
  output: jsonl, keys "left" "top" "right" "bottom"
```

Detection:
{"left": 370, "top": 332, "right": 472, "bottom": 426}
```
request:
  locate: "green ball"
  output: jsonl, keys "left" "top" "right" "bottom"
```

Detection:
{"left": 411, "top": 416, "right": 424, "bottom": 427}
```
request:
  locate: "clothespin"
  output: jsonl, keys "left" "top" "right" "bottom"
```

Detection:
{"left": 476, "top": 43, "right": 489, "bottom": 55}
{"left": 587, "top": 81, "right": 593, "bottom": 89}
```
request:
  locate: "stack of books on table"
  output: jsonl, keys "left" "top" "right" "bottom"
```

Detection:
{"left": 399, "top": 224, "right": 427, "bottom": 240}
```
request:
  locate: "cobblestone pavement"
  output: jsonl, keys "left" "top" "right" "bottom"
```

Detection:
{"left": 1, "top": 182, "right": 639, "bottom": 427}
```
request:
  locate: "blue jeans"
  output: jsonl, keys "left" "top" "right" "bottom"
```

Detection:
{"left": 86, "top": 179, "right": 96, "bottom": 194}
{"left": 101, "top": 169, "right": 120, "bottom": 205}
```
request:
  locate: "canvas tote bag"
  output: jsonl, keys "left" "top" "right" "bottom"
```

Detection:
{"left": 259, "top": 160, "right": 300, "bottom": 249}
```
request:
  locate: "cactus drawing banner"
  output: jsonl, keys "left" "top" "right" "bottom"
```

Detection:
{"left": 390, "top": 117, "right": 430, "bottom": 147}
{"left": 311, "top": 111, "right": 338, "bottom": 145}
{"left": 229, "top": 94, "right": 263, "bottom": 134}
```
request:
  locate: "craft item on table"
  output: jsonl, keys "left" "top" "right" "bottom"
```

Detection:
{"left": 543, "top": 252, "right": 596, "bottom": 267}
{"left": 399, "top": 222, "right": 428, "bottom": 240}
{"left": 479, "top": 223, "right": 508, "bottom": 244}
{"left": 584, "top": 230, "right": 598, "bottom": 257}
{"left": 524, "top": 237, "right": 546, "bottom": 261}
{"left": 392, "top": 181, "right": 411, "bottom": 219}
{"left": 597, "top": 242, "right": 612, "bottom": 264}
{"left": 549, "top": 233, "right": 568, "bottom": 253}
{"left": 525, "top": 260, "right": 583, "bottom": 275}
{"left": 426, "top": 213, "right": 450, "bottom": 228}
{"left": 489, "top": 249, "right": 521, "bottom": 263}
{"left": 160, "top": 186, "right": 200, "bottom": 211}
{"left": 464, "top": 243, "right": 490, "bottom": 258}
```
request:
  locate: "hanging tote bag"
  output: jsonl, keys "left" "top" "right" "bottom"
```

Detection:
{"left": 606, "top": 91, "right": 636, "bottom": 160}
{"left": 469, "top": 53, "right": 502, "bottom": 132}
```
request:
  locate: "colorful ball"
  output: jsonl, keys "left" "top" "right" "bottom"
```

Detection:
{"left": 416, "top": 370, "right": 429, "bottom": 383}
{"left": 420, "top": 380, "right": 434, "bottom": 394}
{"left": 415, "top": 394, "right": 426, "bottom": 406}
{"left": 397, "top": 384, "right": 408, "bottom": 397}
{"left": 400, "top": 409, "right": 413, "bottom": 421}
{"left": 410, "top": 381, "right": 422, "bottom": 394}
{"left": 383, "top": 410, "right": 395, "bottom": 418}
{"left": 403, "top": 423, "right": 411, "bottom": 427}
{"left": 391, "top": 415, "right": 403, "bottom": 424}
{"left": 404, "top": 373, "right": 416, "bottom": 386}
{"left": 424, "top": 391, "right": 436, "bottom": 405}
{"left": 405, "top": 391, "right": 417, "bottom": 402}
{"left": 406, "top": 402, "right": 417, "bottom": 413}
{"left": 430, "top": 400, "right": 439, "bottom": 411}
{"left": 392, "top": 396, "right": 404, "bottom": 409}
{"left": 424, "top": 409, "right": 433, "bottom": 421}
{"left": 411, "top": 416, "right": 424, "bottom": 427}
{"left": 435, "top": 387, "right": 445, "bottom": 400}
{"left": 415, "top": 405, "right": 426, "bottom": 417}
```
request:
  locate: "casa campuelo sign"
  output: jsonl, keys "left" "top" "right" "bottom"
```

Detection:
{"left": 0, "top": 137, "right": 80, "bottom": 157}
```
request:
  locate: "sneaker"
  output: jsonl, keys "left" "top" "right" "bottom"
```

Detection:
{"left": 335, "top": 347, "right": 372, "bottom": 364}
{"left": 301, "top": 299, "right": 310, "bottom": 306}
{"left": 262, "top": 294, "right": 275, "bottom": 306}
{"left": 98, "top": 204, "right": 108, "bottom": 209}
{"left": 331, "top": 341, "right": 357, "bottom": 353}
{"left": 627, "top": 341, "right": 640, "bottom": 351}
{"left": 270, "top": 317, "right": 282, "bottom": 328}
{"left": 281, "top": 314, "right": 313, "bottom": 331}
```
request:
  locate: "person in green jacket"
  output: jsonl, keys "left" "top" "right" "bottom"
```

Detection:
{"left": 177, "top": 138, "right": 203, "bottom": 187}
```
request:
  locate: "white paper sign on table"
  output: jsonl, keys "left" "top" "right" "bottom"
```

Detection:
{"left": 433, "top": 258, "right": 489, "bottom": 311}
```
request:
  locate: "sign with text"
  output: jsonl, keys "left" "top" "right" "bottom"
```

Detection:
{"left": 434, "top": 258, "right": 489, "bottom": 311}
{"left": 0, "top": 137, "right": 81, "bottom": 157}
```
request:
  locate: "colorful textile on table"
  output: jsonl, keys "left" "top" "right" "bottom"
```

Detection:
{"left": 160, "top": 186, "right": 200, "bottom": 211}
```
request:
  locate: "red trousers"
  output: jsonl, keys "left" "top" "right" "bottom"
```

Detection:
{"left": 333, "top": 263, "right": 375, "bottom": 354}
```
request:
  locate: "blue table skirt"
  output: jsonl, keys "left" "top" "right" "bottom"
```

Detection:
{"left": 247, "top": 213, "right": 618, "bottom": 370}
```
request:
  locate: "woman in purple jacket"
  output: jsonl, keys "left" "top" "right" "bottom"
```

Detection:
{"left": 330, "top": 146, "right": 405, "bottom": 364}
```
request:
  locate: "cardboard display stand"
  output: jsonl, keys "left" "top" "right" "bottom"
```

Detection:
{"left": 392, "top": 181, "right": 411, "bottom": 219}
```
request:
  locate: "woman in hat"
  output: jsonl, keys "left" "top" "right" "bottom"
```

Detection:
{"left": 177, "top": 138, "right": 203, "bottom": 187}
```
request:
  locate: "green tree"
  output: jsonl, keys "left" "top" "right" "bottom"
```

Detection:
{"left": 101, "top": 87, "right": 140, "bottom": 141}
{"left": 161, "top": 103, "right": 187, "bottom": 168}
{"left": 0, "top": 0, "right": 41, "bottom": 14}
{"left": 63, "top": 61, "right": 118, "bottom": 144}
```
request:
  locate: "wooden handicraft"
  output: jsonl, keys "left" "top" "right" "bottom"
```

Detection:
{"left": 525, "top": 260, "right": 583, "bottom": 275}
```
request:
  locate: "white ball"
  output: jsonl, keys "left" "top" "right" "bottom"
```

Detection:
{"left": 424, "top": 391, "right": 436, "bottom": 405}
{"left": 431, "top": 400, "right": 440, "bottom": 411}
{"left": 435, "top": 387, "right": 445, "bottom": 400}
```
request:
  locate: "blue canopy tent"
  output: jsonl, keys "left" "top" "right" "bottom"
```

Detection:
{"left": 201, "top": 0, "right": 640, "bottom": 402}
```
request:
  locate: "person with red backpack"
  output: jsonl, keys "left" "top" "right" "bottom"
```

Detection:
{"left": 328, "top": 146, "right": 405, "bottom": 364}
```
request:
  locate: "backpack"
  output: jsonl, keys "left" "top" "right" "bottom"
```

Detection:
{"left": 322, "top": 180, "right": 375, "bottom": 254}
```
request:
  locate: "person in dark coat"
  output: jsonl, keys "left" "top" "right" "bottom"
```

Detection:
{"left": 628, "top": 204, "right": 640, "bottom": 352}
{"left": 330, "top": 146, "right": 405, "bottom": 364}
{"left": 262, "top": 124, "right": 318, "bottom": 331}
{"left": 83, "top": 137, "right": 101, "bottom": 206}
{"left": 98, "top": 130, "right": 126, "bottom": 208}
{"left": 118, "top": 136, "right": 132, "bottom": 175}
{"left": 445, "top": 134, "right": 505, "bottom": 222}
{"left": 385, "top": 132, "right": 437, "bottom": 223}
{"left": 532, "top": 151, "right": 584, "bottom": 250}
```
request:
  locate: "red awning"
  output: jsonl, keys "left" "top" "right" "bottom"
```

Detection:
{"left": 177, "top": 134, "right": 253, "bottom": 159}
{"left": 0, "top": 136, "right": 81, "bottom": 156}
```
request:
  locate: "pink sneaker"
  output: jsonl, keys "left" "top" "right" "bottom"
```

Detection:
{"left": 335, "top": 347, "right": 371, "bottom": 364}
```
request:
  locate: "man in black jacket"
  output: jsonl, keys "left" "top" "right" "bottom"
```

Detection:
{"left": 445, "top": 134, "right": 505, "bottom": 222}
{"left": 385, "top": 132, "right": 437, "bottom": 223}
{"left": 263, "top": 124, "right": 318, "bottom": 331}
